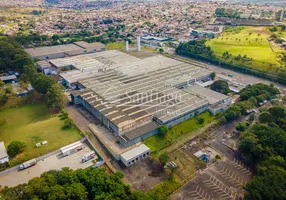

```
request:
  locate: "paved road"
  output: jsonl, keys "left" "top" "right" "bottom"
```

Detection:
{"left": 166, "top": 54, "right": 286, "bottom": 91}
{"left": 65, "top": 104, "right": 118, "bottom": 173}
{"left": 0, "top": 143, "right": 94, "bottom": 187}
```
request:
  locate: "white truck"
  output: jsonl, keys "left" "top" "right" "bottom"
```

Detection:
{"left": 19, "top": 158, "right": 37, "bottom": 170}
{"left": 82, "top": 151, "right": 96, "bottom": 163}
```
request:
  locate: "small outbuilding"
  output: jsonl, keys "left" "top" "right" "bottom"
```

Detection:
{"left": 120, "top": 144, "right": 150, "bottom": 167}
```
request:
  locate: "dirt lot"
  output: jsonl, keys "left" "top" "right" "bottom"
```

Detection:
{"left": 0, "top": 142, "right": 96, "bottom": 187}
{"left": 122, "top": 158, "right": 167, "bottom": 192}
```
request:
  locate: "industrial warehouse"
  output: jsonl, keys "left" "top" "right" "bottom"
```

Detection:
{"left": 25, "top": 41, "right": 105, "bottom": 60}
{"left": 28, "top": 47, "right": 232, "bottom": 167}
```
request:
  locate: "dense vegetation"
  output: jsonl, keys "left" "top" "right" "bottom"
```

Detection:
{"left": 222, "top": 83, "right": 280, "bottom": 122}
{"left": 210, "top": 80, "right": 230, "bottom": 95}
{"left": 0, "top": 37, "right": 65, "bottom": 111}
{"left": 0, "top": 37, "right": 33, "bottom": 72}
{"left": 176, "top": 40, "right": 215, "bottom": 59}
{"left": 215, "top": 8, "right": 240, "bottom": 18}
{"left": 1, "top": 168, "right": 153, "bottom": 200}
{"left": 239, "top": 106, "right": 286, "bottom": 199}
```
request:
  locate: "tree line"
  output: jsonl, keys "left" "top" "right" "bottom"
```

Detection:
{"left": 176, "top": 40, "right": 286, "bottom": 85}
{"left": 1, "top": 167, "right": 156, "bottom": 200}
{"left": 240, "top": 105, "right": 286, "bottom": 199}
{"left": 221, "top": 83, "right": 280, "bottom": 123}
{"left": 0, "top": 36, "right": 65, "bottom": 111}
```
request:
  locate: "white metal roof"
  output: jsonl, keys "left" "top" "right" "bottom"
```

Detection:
{"left": 121, "top": 144, "right": 150, "bottom": 161}
{"left": 0, "top": 141, "right": 8, "bottom": 159}
{"left": 60, "top": 141, "right": 82, "bottom": 154}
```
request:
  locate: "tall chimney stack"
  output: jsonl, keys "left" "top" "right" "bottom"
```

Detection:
{"left": 137, "top": 37, "right": 141, "bottom": 52}
{"left": 126, "top": 41, "right": 129, "bottom": 51}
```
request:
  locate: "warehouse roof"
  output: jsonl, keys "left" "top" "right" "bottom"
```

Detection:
{"left": 25, "top": 44, "right": 83, "bottom": 57}
{"left": 74, "top": 41, "right": 105, "bottom": 50}
{"left": 183, "top": 84, "right": 231, "bottom": 105}
{"left": 121, "top": 122, "right": 159, "bottom": 141}
{"left": 120, "top": 144, "right": 150, "bottom": 161}
{"left": 0, "top": 75, "right": 17, "bottom": 81}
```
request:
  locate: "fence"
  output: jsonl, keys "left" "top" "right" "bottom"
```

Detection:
{"left": 0, "top": 137, "right": 88, "bottom": 177}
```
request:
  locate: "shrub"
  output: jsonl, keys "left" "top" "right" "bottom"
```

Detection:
{"left": 197, "top": 117, "right": 205, "bottom": 124}
{"left": 159, "top": 126, "right": 168, "bottom": 136}
{"left": 62, "top": 118, "right": 73, "bottom": 129}
{"left": 159, "top": 153, "right": 170, "bottom": 166}
{"left": 7, "top": 141, "right": 26, "bottom": 158}
{"left": 236, "top": 122, "right": 247, "bottom": 132}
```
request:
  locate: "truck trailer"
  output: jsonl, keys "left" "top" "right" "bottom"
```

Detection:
{"left": 60, "top": 141, "right": 83, "bottom": 156}
{"left": 82, "top": 151, "right": 96, "bottom": 163}
{"left": 19, "top": 158, "right": 37, "bottom": 170}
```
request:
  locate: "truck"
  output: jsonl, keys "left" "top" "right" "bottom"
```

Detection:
{"left": 82, "top": 151, "right": 96, "bottom": 163}
{"left": 19, "top": 158, "right": 37, "bottom": 170}
{"left": 60, "top": 141, "right": 83, "bottom": 156}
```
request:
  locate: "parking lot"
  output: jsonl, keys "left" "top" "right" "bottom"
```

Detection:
{"left": 0, "top": 142, "right": 96, "bottom": 187}
{"left": 170, "top": 116, "right": 253, "bottom": 200}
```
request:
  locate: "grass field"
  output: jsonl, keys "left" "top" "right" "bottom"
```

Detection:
{"left": 207, "top": 26, "right": 283, "bottom": 73}
{"left": 106, "top": 42, "right": 126, "bottom": 50}
{"left": 143, "top": 112, "right": 214, "bottom": 153}
{"left": 0, "top": 104, "right": 83, "bottom": 166}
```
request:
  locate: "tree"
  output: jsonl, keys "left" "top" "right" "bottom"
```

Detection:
{"left": 210, "top": 80, "right": 230, "bottom": 95}
{"left": 197, "top": 117, "right": 205, "bottom": 124}
{"left": 33, "top": 73, "right": 56, "bottom": 94}
{"left": 158, "top": 48, "right": 164, "bottom": 53}
{"left": 63, "top": 118, "right": 73, "bottom": 129}
{"left": 45, "top": 84, "right": 65, "bottom": 112}
{"left": 1, "top": 167, "right": 153, "bottom": 200}
{"left": 210, "top": 72, "right": 216, "bottom": 80}
{"left": 259, "top": 112, "right": 273, "bottom": 124}
{"left": 269, "top": 106, "right": 285, "bottom": 121}
{"left": 159, "top": 153, "right": 170, "bottom": 166}
{"left": 159, "top": 126, "right": 168, "bottom": 136}
{"left": 236, "top": 122, "right": 247, "bottom": 132}
{"left": 7, "top": 141, "right": 26, "bottom": 158}
{"left": 0, "top": 80, "right": 4, "bottom": 87}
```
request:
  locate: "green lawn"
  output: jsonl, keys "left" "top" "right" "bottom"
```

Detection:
{"left": 206, "top": 26, "right": 283, "bottom": 73}
{"left": 106, "top": 42, "right": 126, "bottom": 50}
{"left": 143, "top": 112, "right": 214, "bottom": 153}
{"left": 0, "top": 104, "right": 83, "bottom": 166}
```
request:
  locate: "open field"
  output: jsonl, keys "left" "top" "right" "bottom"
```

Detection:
{"left": 106, "top": 42, "right": 126, "bottom": 50}
{"left": 207, "top": 26, "right": 284, "bottom": 73}
{"left": 143, "top": 112, "right": 214, "bottom": 153}
{"left": 0, "top": 104, "right": 83, "bottom": 166}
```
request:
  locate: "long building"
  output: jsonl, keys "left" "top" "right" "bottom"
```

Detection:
{"left": 51, "top": 50, "right": 231, "bottom": 149}
{"left": 25, "top": 41, "right": 105, "bottom": 60}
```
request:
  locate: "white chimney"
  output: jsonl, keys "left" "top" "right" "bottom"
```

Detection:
{"left": 137, "top": 37, "right": 141, "bottom": 52}
{"left": 126, "top": 41, "right": 129, "bottom": 51}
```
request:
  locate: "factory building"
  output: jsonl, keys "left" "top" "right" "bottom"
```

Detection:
{"left": 58, "top": 50, "right": 230, "bottom": 147}
{"left": 25, "top": 41, "right": 105, "bottom": 60}
{"left": 44, "top": 50, "right": 232, "bottom": 166}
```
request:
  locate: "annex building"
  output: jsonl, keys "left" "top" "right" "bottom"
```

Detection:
{"left": 25, "top": 41, "right": 105, "bottom": 60}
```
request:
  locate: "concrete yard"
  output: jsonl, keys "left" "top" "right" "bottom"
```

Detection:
{"left": 0, "top": 142, "right": 96, "bottom": 187}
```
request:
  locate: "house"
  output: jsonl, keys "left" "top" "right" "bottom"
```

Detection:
{"left": 0, "top": 141, "right": 9, "bottom": 164}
